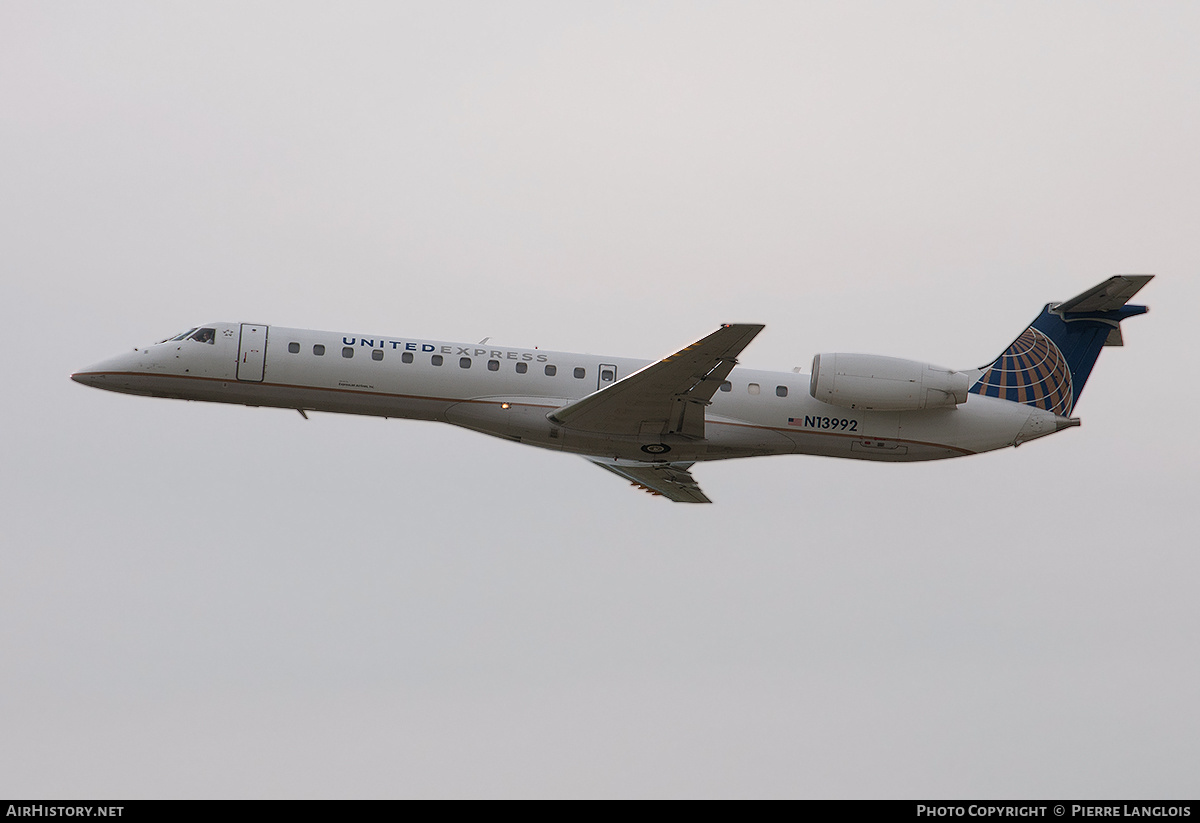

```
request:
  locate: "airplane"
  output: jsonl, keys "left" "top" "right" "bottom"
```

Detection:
{"left": 71, "top": 275, "right": 1152, "bottom": 503}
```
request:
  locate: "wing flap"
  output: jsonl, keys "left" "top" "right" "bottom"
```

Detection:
{"left": 549, "top": 323, "right": 764, "bottom": 438}
{"left": 586, "top": 458, "right": 712, "bottom": 503}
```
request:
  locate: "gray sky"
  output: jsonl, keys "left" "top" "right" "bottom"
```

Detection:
{"left": 2, "top": 1, "right": 1198, "bottom": 798}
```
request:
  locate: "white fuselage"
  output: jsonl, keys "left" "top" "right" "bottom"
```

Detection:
{"left": 72, "top": 322, "right": 1066, "bottom": 464}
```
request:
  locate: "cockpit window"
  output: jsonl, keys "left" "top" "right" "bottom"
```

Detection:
{"left": 188, "top": 328, "right": 216, "bottom": 344}
{"left": 162, "top": 328, "right": 198, "bottom": 343}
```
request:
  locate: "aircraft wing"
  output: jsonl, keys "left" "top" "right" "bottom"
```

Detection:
{"left": 548, "top": 323, "right": 764, "bottom": 439}
{"left": 1057, "top": 274, "right": 1154, "bottom": 313}
{"left": 586, "top": 458, "right": 711, "bottom": 504}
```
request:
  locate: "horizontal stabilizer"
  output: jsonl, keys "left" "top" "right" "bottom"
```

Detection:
{"left": 585, "top": 458, "right": 711, "bottom": 503}
{"left": 1057, "top": 274, "right": 1154, "bottom": 314}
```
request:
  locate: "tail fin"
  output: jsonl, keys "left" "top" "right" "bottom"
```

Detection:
{"left": 968, "top": 275, "right": 1153, "bottom": 415}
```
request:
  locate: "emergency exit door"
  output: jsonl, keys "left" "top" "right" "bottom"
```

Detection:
{"left": 237, "top": 324, "right": 268, "bottom": 382}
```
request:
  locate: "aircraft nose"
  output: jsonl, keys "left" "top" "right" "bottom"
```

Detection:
{"left": 70, "top": 370, "right": 100, "bottom": 387}
{"left": 70, "top": 350, "right": 149, "bottom": 390}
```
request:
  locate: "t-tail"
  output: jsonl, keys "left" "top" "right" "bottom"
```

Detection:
{"left": 968, "top": 275, "right": 1153, "bottom": 416}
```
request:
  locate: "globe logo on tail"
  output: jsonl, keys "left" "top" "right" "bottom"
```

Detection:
{"left": 971, "top": 327, "right": 1073, "bottom": 416}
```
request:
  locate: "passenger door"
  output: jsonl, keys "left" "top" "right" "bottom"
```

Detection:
{"left": 237, "top": 324, "right": 268, "bottom": 382}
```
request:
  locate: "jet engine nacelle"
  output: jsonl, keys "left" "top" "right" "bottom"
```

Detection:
{"left": 809, "top": 353, "right": 970, "bottom": 411}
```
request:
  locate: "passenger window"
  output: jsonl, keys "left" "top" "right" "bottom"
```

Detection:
{"left": 431, "top": 354, "right": 443, "bottom": 366}
{"left": 516, "top": 362, "right": 528, "bottom": 374}
{"left": 776, "top": 385, "right": 788, "bottom": 397}
{"left": 488, "top": 359, "right": 500, "bottom": 371}
{"left": 748, "top": 383, "right": 760, "bottom": 395}
{"left": 600, "top": 367, "right": 615, "bottom": 383}
{"left": 313, "top": 344, "right": 325, "bottom": 356}
{"left": 372, "top": 349, "right": 384, "bottom": 361}
{"left": 573, "top": 367, "right": 585, "bottom": 379}
{"left": 545, "top": 365, "right": 557, "bottom": 376}
{"left": 401, "top": 352, "right": 413, "bottom": 364}
{"left": 288, "top": 342, "right": 300, "bottom": 354}
{"left": 459, "top": 357, "right": 471, "bottom": 369}
{"left": 720, "top": 381, "right": 731, "bottom": 392}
